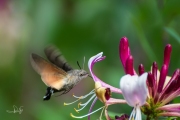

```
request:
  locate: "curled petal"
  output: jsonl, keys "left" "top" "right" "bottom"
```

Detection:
{"left": 120, "top": 73, "right": 148, "bottom": 107}
{"left": 88, "top": 52, "right": 106, "bottom": 81}
{"left": 88, "top": 52, "right": 122, "bottom": 94}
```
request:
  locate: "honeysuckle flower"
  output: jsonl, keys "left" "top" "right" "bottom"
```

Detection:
{"left": 68, "top": 81, "right": 111, "bottom": 119}
{"left": 119, "top": 37, "right": 180, "bottom": 119}
{"left": 65, "top": 52, "right": 126, "bottom": 120}
{"left": 120, "top": 73, "right": 148, "bottom": 120}
{"left": 88, "top": 52, "right": 122, "bottom": 94}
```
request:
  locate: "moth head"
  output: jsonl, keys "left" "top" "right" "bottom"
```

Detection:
{"left": 72, "top": 69, "right": 89, "bottom": 80}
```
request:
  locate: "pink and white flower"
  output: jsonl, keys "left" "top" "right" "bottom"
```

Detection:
{"left": 66, "top": 52, "right": 125, "bottom": 120}
{"left": 119, "top": 37, "right": 180, "bottom": 119}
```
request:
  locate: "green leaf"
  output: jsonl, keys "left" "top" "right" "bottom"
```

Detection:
{"left": 165, "top": 27, "right": 180, "bottom": 43}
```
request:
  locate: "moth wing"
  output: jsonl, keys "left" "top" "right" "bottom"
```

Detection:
{"left": 44, "top": 45, "right": 73, "bottom": 72}
{"left": 30, "top": 53, "right": 67, "bottom": 90}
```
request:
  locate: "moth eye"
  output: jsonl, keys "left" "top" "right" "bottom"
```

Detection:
{"left": 80, "top": 74, "right": 83, "bottom": 76}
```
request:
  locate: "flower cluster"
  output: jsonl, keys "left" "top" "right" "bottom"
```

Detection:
{"left": 119, "top": 37, "right": 180, "bottom": 119}
{"left": 65, "top": 37, "right": 180, "bottom": 120}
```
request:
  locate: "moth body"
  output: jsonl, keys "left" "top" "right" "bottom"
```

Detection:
{"left": 30, "top": 46, "right": 89, "bottom": 101}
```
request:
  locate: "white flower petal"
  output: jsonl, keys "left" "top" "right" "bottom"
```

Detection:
{"left": 135, "top": 107, "right": 142, "bottom": 120}
{"left": 129, "top": 107, "right": 142, "bottom": 120}
{"left": 120, "top": 74, "right": 138, "bottom": 106}
{"left": 136, "top": 73, "right": 148, "bottom": 106}
{"left": 88, "top": 52, "right": 103, "bottom": 69}
{"left": 120, "top": 73, "right": 148, "bottom": 107}
{"left": 129, "top": 107, "right": 136, "bottom": 120}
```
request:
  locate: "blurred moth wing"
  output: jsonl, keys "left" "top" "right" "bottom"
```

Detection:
{"left": 30, "top": 53, "right": 67, "bottom": 90}
{"left": 44, "top": 45, "right": 73, "bottom": 72}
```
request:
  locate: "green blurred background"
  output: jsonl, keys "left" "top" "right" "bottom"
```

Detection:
{"left": 1, "top": 0, "right": 180, "bottom": 119}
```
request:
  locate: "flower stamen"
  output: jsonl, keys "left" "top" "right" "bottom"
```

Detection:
{"left": 74, "top": 94, "right": 96, "bottom": 113}
{"left": 70, "top": 106, "right": 105, "bottom": 119}
{"left": 73, "top": 89, "right": 95, "bottom": 99}
{"left": 99, "top": 106, "right": 106, "bottom": 120}
{"left": 78, "top": 94, "right": 96, "bottom": 107}
{"left": 64, "top": 98, "right": 82, "bottom": 106}
{"left": 64, "top": 89, "right": 95, "bottom": 106}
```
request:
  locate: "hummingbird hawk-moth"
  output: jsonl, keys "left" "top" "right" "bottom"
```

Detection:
{"left": 30, "top": 46, "right": 89, "bottom": 100}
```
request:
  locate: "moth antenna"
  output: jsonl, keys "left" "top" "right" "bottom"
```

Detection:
{"left": 83, "top": 56, "right": 85, "bottom": 70}
{"left": 77, "top": 61, "right": 81, "bottom": 69}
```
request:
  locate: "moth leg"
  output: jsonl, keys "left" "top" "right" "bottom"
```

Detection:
{"left": 55, "top": 87, "right": 72, "bottom": 97}
{"left": 55, "top": 86, "right": 73, "bottom": 97}
{"left": 62, "top": 87, "right": 72, "bottom": 94}
{"left": 43, "top": 87, "right": 52, "bottom": 100}
{"left": 50, "top": 88, "right": 60, "bottom": 94}
{"left": 58, "top": 89, "right": 71, "bottom": 96}
{"left": 54, "top": 88, "right": 66, "bottom": 97}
